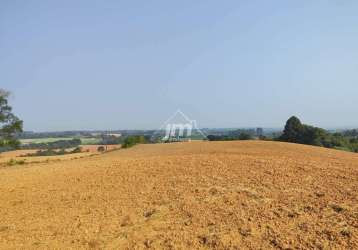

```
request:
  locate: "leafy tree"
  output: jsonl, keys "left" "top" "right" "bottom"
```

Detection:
{"left": 122, "top": 135, "right": 148, "bottom": 148}
{"left": 278, "top": 116, "right": 358, "bottom": 153}
{"left": 301, "top": 125, "right": 326, "bottom": 146}
{"left": 280, "top": 116, "right": 304, "bottom": 143}
{"left": 279, "top": 116, "right": 331, "bottom": 146}
{"left": 0, "top": 90, "right": 23, "bottom": 150}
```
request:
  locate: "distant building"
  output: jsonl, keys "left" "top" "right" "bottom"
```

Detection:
{"left": 106, "top": 133, "right": 122, "bottom": 138}
{"left": 256, "top": 128, "right": 264, "bottom": 137}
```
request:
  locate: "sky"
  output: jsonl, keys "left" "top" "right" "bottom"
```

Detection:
{"left": 1, "top": 0, "right": 357, "bottom": 131}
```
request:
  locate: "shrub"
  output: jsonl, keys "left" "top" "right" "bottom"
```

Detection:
{"left": 71, "top": 147, "right": 82, "bottom": 153}
{"left": 24, "top": 147, "right": 83, "bottom": 157}
{"left": 122, "top": 135, "right": 148, "bottom": 148}
{"left": 6, "top": 159, "right": 26, "bottom": 166}
{"left": 97, "top": 146, "right": 105, "bottom": 152}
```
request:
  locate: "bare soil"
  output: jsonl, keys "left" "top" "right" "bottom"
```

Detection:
{"left": 0, "top": 141, "right": 357, "bottom": 249}
{"left": 0, "top": 149, "right": 94, "bottom": 165}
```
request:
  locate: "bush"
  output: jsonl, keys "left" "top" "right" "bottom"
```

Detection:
{"left": 6, "top": 159, "right": 26, "bottom": 166}
{"left": 97, "top": 146, "right": 105, "bottom": 152}
{"left": 71, "top": 147, "right": 82, "bottom": 153}
{"left": 24, "top": 147, "right": 83, "bottom": 157}
{"left": 122, "top": 135, "right": 148, "bottom": 148}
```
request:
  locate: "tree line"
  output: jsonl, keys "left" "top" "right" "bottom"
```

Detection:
{"left": 278, "top": 116, "right": 358, "bottom": 152}
{"left": 21, "top": 138, "right": 82, "bottom": 150}
{"left": 1, "top": 89, "right": 357, "bottom": 153}
{"left": 207, "top": 130, "right": 255, "bottom": 141}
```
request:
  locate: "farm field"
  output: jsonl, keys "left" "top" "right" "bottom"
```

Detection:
{"left": 0, "top": 145, "right": 122, "bottom": 166}
{"left": 19, "top": 137, "right": 74, "bottom": 145}
{"left": 0, "top": 141, "right": 357, "bottom": 249}
{"left": 0, "top": 145, "right": 120, "bottom": 166}
{"left": 0, "top": 149, "right": 95, "bottom": 165}
{"left": 19, "top": 137, "right": 102, "bottom": 145}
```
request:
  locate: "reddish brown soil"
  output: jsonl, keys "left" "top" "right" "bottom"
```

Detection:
{"left": 0, "top": 141, "right": 357, "bottom": 249}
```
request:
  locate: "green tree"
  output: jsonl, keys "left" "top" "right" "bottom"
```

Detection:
{"left": 122, "top": 135, "right": 148, "bottom": 148}
{"left": 278, "top": 116, "right": 356, "bottom": 151}
{"left": 301, "top": 126, "right": 326, "bottom": 146}
{"left": 280, "top": 116, "right": 304, "bottom": 143}
{"left": 0, "top": 90, "right": 23, "bottom": 150}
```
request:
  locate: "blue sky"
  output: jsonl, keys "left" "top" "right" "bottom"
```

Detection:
{"left": 1, "top": 0, "right": 357, "bottom": 131}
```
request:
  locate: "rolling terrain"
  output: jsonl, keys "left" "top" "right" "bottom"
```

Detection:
{"left": 0, "top": 141, "right": 357, "bottom": 249}
{"left": 0, "top": 145, "right": 120, "bottom": 166}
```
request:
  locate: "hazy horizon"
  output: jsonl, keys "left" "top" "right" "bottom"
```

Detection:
{"left": 2, "top": 1, "right": 358, "bottom": 131}
{"left": 21, "top": 124, "right": 357, "bottom": 134}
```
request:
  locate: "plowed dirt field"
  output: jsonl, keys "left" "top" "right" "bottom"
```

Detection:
{"left": 0, "top": 141, "right": 357, "bottom": 249}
